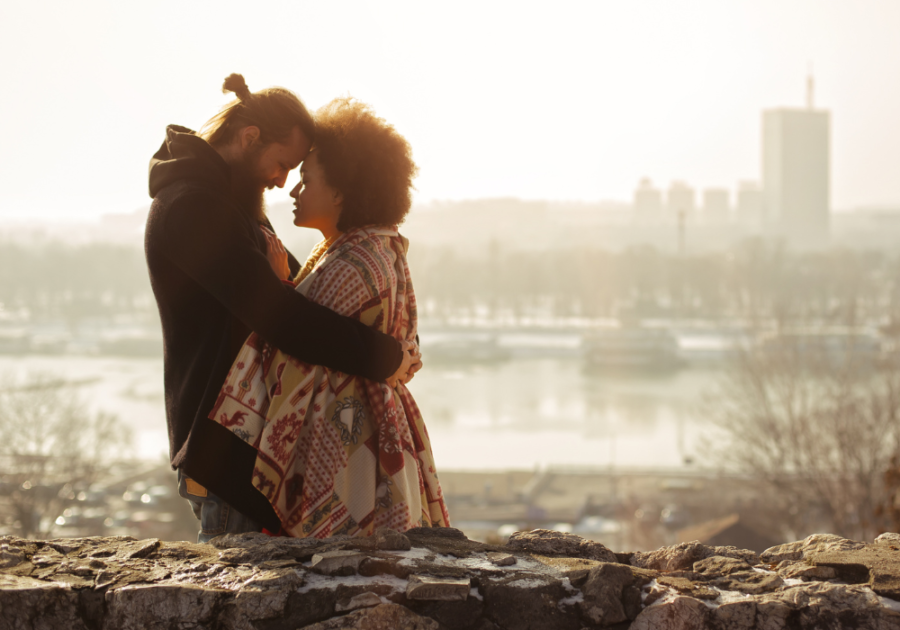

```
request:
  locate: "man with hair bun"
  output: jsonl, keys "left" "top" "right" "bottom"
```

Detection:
{"left": 145, "top": 74, "right": 420, "bottom": 541}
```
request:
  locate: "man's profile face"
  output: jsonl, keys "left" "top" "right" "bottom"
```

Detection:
{"left": 252, "top": 126, "right": 312, "bottom": 190}
{"left": 231, "top": 126, "right": 312, "bottom": 220}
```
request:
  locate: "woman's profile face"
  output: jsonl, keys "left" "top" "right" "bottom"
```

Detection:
{"left": 290, "top": 151, "right": 342, "bottom": 237}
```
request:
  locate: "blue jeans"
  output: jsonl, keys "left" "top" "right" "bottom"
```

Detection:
{"left": 177, "top": 470, "right": 261, "bottom": 543}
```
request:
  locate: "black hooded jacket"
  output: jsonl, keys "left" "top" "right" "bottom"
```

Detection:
{"left": 145, "top": 125, "right": 403, "bottom": 528}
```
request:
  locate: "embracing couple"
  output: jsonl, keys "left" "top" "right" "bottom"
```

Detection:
{"left": 145, "top": 74, "right": 450, "bottom": 542}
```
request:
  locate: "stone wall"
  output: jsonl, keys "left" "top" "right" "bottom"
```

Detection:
{"left": 2, "top": 527, "right": 900, "bottom": 629}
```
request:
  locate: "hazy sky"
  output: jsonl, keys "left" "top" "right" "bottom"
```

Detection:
{"left": 3, "top": 0, "right": 900, "bottom": 220}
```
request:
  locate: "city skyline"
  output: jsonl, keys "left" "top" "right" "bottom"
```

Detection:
{"left": 631, "top": 79, "right": 831, "bottom": 242}
{"left": 2, "top": 1, "right": 900, "bottom": 221}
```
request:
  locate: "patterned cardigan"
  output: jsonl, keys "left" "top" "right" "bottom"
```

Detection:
{"left": 209, "top": 227, "right": 449, "bottom": 538}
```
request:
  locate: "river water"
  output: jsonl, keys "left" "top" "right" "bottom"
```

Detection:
{"left": 0, "top": 352, "right": 717, "bottom": 471}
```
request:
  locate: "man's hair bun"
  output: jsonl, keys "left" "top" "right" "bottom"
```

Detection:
{"left": 222, "top": 73, "right": 252, "bottom": 101}
{"left": 199, "top": 74, "right": 315, "bottom": 153}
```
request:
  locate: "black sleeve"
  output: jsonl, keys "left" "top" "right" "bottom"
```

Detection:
{"left": 160, "top": 193, "right": 403, "bottom": 380}
{"left": 287, "top": 249, "right": 301, "bottom": 277}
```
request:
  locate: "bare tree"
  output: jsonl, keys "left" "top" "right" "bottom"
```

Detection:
{"left": 0, "top": 373, "right": 132, "bottom": 538}
{"left": 700, "top": 340, "right": 900, "bottom": 541}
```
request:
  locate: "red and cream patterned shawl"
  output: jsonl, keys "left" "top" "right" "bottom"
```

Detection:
{"left": 209, "top": 226, "right": 450, "bottom": 537}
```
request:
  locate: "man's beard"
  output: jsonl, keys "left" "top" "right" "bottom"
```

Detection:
{"left": 230, "top": 150, "right": 267, "bottom": 222}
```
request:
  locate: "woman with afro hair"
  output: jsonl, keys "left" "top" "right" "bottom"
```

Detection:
{"left": 209, "top": 97, "right": 450, "bottom": 537}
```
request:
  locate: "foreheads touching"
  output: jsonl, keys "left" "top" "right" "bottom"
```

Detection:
{"left": 200, "top": 73, "right": 315, "bottom": 189}
{"left": 237, "top": 125, "right": 310, "bottom": 190}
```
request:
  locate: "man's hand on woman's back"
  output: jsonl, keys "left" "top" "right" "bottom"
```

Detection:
{"left": 387, "top": 340, "right": 423, "bottom": 388}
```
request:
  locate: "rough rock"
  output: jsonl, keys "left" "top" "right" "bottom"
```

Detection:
{"left": 216, "top": 535, "right": 323, "bottom": 565}
{"left": 506, "top": 529, "right": 617, "bottom": 563}
{"left": 0, "top": 547, "right": 25, "bottom": 570}
{"left": 756, "top": 581, "right": 900, "bottom": 629}
{"left": 692, "top": 555, "right": 753, "bottom": 577}
{"left": 707, "top": 545, "right": 760, "bottom": 565}
{"left": 712, "top": 570, "right": 784, "bottom": 594}
{"left": 357, "top": 554, "right": 415, "bottom": 579}
{"left": 712, "top": 601, "right": 756, "bottom": 630}
{"left": 658, "top": 575, "right": 720, "bottom": 600}
{"left": 406, "top": 574, "right": 471, "bottom": 601}
{"left": 578, "top": 562, "right": 635, "bottom": 625}
{"left": 480, "top": 573, "right": 582, "bottom": 630}
{"left": 104, "top": 583, "right": 225, "bottom": 630}
{"left": 299, "top": 603, "right": 440, "bottom": 629}
{"left": 777, "top": 561, "right": 838, "bottom": 581}
{"left": 486, "top": 552, "right": 516, "bottom": 567}
{"left": 2, "top": 530, "right": 900, "bottom": 629}
{"left": 0, "top": 573, "right": 89, "bottom": 630}
{"left": 335, "top": 591, "right": 386, "bottom": 612}
{"left": 875, "top": 532, "right": 900, "bottom": 545}
{"left": 809, "top": 541, "right": 900, "bottom": 600}
{"left": 374, "top": 528, "right": 412, "bottom": 551}
{"left": 528, "top": 554, "right": 603, "bottom": 579}
{"left": 408, "top": 598, "right": 488, "bottom": 630}
{"left": 631, "top": 541, "right": 755, "bottom": 572}
{"left": 404, "top": 527, "right": 487, "bottom": 558}
{"left": 760, "top": 532, "right": 866, "bottom": 564}
{"left": 311, "top": 550, "right": 367, "bottom": 576}
{"left": 753, "top": 597, "right": 793, "bottom": 630}
{"left": 211, "top": 531, "right": 274, "bottom": 549}
{"left": 230, "top": 567, "right": 304, "bottom": 621}
{"left": 631, "top": 595, "right": 713, "bottom": 630}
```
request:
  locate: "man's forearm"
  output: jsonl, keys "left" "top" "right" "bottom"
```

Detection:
{"left": 257, "top": 290, "right": 403, "bottom": 381}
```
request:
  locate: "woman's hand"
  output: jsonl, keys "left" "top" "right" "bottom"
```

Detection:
{"left": 261, "top": 227, "right": 291, "bottom": 281}
{"left": 386, "top": 340, "right": 424, "bottom": 388}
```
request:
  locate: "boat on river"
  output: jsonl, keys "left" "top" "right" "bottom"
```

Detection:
{"left": 582, "top": 327, "right": 682, "bottom": 372}
{"left": 424, "top": 333, "right": 513, "bottom": 363}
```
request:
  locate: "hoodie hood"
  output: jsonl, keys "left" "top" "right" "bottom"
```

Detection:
{"left": 148, "top": 125, "right": 231, "bottom": 198}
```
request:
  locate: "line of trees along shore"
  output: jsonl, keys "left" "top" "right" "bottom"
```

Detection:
{"left": 2, "top": 238, "right": 898, "bottom": 328}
